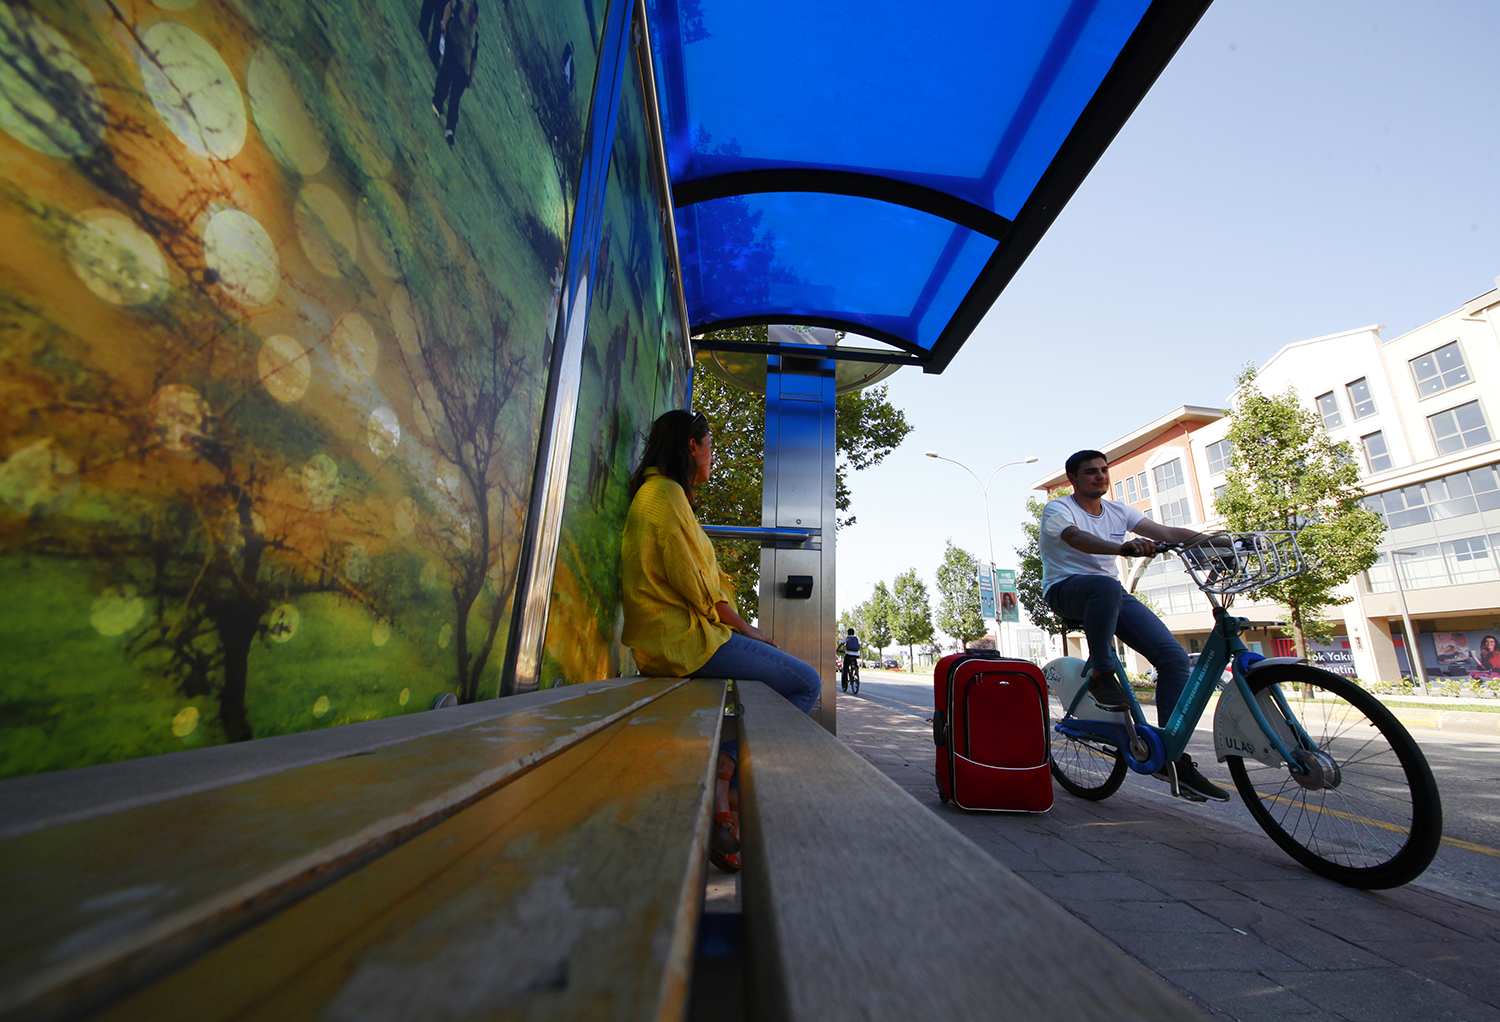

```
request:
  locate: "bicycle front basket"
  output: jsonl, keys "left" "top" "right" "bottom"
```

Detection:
{"left": 1177, "top": 531, "right": 1306, "bottom": 595}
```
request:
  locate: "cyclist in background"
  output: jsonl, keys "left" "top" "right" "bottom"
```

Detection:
{"left": 1040, "top": 449, "right": 1229, "bottom": 801}
{"left": 840, "top": 628, "right": 861, "bottom": 691}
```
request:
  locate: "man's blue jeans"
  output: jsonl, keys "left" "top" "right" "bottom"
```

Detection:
{"left": 689, "top": 632, "right": 821, "bottom": 714}
{"left": 1045, "top": 574, "right": 1190, "bottom": 727}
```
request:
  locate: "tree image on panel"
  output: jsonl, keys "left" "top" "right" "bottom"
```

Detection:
{"left": 1216, "top": 365, "right": 1384, "bottom": 657}
{"left": 935, "top": 541, "right": 985, "bottom": 648}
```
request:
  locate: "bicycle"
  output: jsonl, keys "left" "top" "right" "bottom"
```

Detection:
{"left": 1043, "top": 531, "right": 1442, "bottom": 890}
{"left": 841, "top": 656, "right": 861, "bottom": 695}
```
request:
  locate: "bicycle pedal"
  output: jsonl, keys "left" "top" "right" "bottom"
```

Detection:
{"left": 1172, "top": 788, "right": 1208, "bottom": 804}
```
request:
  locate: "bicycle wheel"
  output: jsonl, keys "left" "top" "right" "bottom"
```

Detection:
{"left": 1226, "top": 664, "right": 1442, "bottom": 889}
{"left": 849, "top": 664, "right": 860, "bottom": 696}
{"left": 1048, "top": 691, "right": 1126, "bottom": 800}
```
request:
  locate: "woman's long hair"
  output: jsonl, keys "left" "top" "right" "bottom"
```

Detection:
{"left": 629, "top": 409, "right": 710, "bottom": 500}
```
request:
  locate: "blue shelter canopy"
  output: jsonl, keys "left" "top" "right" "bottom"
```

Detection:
{"left": 648, "top": 0, "right": 1211, "bottom": 373}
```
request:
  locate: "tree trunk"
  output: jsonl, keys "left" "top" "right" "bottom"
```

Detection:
{"left": 1289, "top": 602, "right": 1312, "bottom": 698}
{"left": 454, "top": 586, "right": 477, "bottom": 703}
{"left": 213, "top": 599, "right": 265, "bottom": 743}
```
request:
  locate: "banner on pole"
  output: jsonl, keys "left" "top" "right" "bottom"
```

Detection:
{"left": 978, "top": 563, "right": 996, "bottom": 619}
{"left": 994, "top": 569, "right": 1019, "bottom": 622}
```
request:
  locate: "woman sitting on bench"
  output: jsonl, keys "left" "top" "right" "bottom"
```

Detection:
{"left": 621, "top": 409, "right": 821, "bottom": 871}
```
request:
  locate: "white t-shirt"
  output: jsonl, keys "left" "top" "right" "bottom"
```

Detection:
{"left": 1039, "top": 496, "right": 1146, "bottom": 594}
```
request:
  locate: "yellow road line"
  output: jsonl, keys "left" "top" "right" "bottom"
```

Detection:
{"left": 1256, "top": 790, "right": 1500, "bottom": 859}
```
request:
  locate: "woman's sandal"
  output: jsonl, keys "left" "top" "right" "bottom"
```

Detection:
{"left": 709, "top": 810, "right": 741, "bottom": 872}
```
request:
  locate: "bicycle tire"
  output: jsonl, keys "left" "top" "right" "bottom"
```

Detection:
{"left": 1225, "top": 664, "right": 1442, "bottom": 889}
{"left": 1048, "top": 692, "right": 1127, "bottom": 800}
{"left": 849, "top": 664, "right": 860, "bottom": 696}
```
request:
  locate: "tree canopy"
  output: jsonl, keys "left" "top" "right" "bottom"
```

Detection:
{"left": 1015, "top": 488, "right": 1070, "bottom": 637}
{"left": 1216, "top": 365, "right": 1385, "bottom": 655}
{"left": 934, "top": 541, "right": 985, "bottom": 647}
{"left": 891, "top": 568, "right": 935, "bottom": 663}
{"left": 864, "top": 581, "right": 895, "bottom": 657}
{"left": 693, "top": 325, "right": 913, "bottom": 614}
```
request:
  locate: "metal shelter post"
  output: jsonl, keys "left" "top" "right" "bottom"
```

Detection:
{"left": 759, "top": 347, "right": 838, "bottom": 733}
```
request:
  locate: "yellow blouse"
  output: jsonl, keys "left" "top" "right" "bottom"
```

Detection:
{"left": 620, "top": 469, "right": 738, "bottom": 676}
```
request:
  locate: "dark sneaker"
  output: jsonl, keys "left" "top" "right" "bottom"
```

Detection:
{"left": 1087, "top": 670, "right": 1130, "bottom": 712}
{"left": 1157, "top": 753, "right": 1231, "bottom": 802}
{"left": 445, "top": 129, "right": 455, "bottom": 148}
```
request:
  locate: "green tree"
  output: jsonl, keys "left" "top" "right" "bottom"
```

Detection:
{"left": 891, "top": 568, "right": 934, "bottom": 666}
{"left": 866, "top": 582, "right": 894, "bottom": 659}
{"left": 934, "top": 541, "right": 985, "bottom": 647}
{"left": 1015, "top": 488, "right": 1071, "bottom": 637}
{"left": 1216, "top": 365, "right": 1385, "bottom": 657}
{"left": 693, "top": 326, "right": 914, "bottom": 613}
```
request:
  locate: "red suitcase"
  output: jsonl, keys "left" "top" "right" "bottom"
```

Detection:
{"left": 934, "top": 649, "right": 1053, "bottom": 812}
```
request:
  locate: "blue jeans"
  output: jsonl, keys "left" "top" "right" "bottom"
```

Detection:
{"left": 1046, "top": 574, "right": 1190, "bottom": 727}
{"left": 690, "top": 632, "right": 821, "bottom": 714}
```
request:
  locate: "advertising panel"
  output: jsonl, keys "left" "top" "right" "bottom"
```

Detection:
{"left": 1423, "top": 631, "right": 1500, "bottom": 680}
{"left": 1307, "top": 639, "right": 1356, "bottom": 677}
{"left": 995, "top": 568, "right": 1019, "bottom": 623}
{"left": 0, "top": 0, "right": 681, "bottom": 777}
{"left": 978, "top": 563, "right": 995, "bottom": 619}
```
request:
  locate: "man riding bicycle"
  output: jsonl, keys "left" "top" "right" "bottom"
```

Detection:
{"left": 839, "top": 629, "right": 861, "bottom": 691}
{"left": 1040, "top": 450, "right": 1229, "bottom": 801}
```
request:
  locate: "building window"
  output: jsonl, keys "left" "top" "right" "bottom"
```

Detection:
{"left": 1361, "top": 431, "right": 1392, "bottom": 473}
{"left": 1410, "top": 340, "right": 1471, "bottom": 398}
{"left": 1213, "top": 483, "right": 1227, "bottom": 505}
{"left": 1206, "top": 439, "right": 1232, "bottom": 476}
{"left": 1136, "top": 471, "right": 1149, "bottom": 500}
{"left": 1366, "top": 536, "right": 1500, "bottom": 592}
{"left": 1114, "top": 482, "right": 1124, "bottom": 500}
{"left": 1316, "top": 391, "right": 1343, "bottom": 429}
{"left": 1429, "top": 400, "right": 1491, "bottom": 454}
{"left": 1361, "top": 464, "right": 1500, "bottom": 530}
{"left": 1151, "top": 457, "right": 1192, "bottom": 528}
{"left": 1444, "top": 536, "right": 1498, "bottom": 585}
{"left": 1346, "top": 378, "right": 1377, "bottom": 419}
{"left": 1124, "top": 476, "right": 1137, "bottom": 503}
{"left": 1152, "top": 458, "right": 1185, "bottom": 493}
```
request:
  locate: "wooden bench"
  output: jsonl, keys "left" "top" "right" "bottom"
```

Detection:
{"left": 0, "top": 678, "right": 728, "bottom": 1022}
{"left": 1, "top": 678, "right": 1204, "bottom": 1022}
{"left": 735, "top": 681, "right": 1203, "bottom": 1021}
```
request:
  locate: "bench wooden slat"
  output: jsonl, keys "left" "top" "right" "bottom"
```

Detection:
{"left": 0, "top": 679, "right": 691, "bottom": 1022}
{"left": 736, "top": 680, "right": 1205, "bottom": 1022}
{"left": 90, "top": 679, "right": 727, "bottom": 1022}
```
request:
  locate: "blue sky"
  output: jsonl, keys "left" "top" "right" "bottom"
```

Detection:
{"left": 834, "top": 0, "right": 1500, "bottom": 629}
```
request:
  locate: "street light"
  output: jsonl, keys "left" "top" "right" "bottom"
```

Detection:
{"left": 925, "top": 451, "right": 1039, "bottom": 652}
{"left": 1388, "top": 548, "right": 1429, "bottom": 695}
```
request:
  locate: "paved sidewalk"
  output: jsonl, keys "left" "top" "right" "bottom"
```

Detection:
{"left": 837, "top": 693, "right": 1500, "bottom": 1022}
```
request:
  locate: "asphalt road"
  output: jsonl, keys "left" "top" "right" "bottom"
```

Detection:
{"left": 844, "top": 667, "right": 1500, "bottom": 908}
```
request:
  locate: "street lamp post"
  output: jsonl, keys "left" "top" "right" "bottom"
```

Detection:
{"left": 1389, "top": 548, "right": 1428, "bottom": 695}
{"left": 925, "top": 451, "right": 1039, "bottom": 655}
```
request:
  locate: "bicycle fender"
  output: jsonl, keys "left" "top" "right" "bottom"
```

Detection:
{"left": 1042, "top": 657, "right": 1127, "bottom": 723}
{"left": 1213, "top": 683, "right": 1295, "bottom": 767}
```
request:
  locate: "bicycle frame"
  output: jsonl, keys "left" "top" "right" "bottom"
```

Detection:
{"left": 1059, "top": 591, "right": 1314, "bottom": 775}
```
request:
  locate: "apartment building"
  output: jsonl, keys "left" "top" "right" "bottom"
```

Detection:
{"left": 1034, "top": 278, "right": 1500, "bottom": 684}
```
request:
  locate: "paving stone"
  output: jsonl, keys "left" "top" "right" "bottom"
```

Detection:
{"left": 1268, "top": 968, "right": 1500, "bottom": 1022}
{"left": 1056, "top": 899, "right": 1230, "bottom": 935}
{"left": 1187, "top": 899, "right": 1394, "bottom": 971}
{"left": 1158, "top": 969, "right": 1329, "bottom": 1022}
{"left": 1358, "top": 940, "right": 1500, "bottom": 1009}
{"left": 835, "top": 695, "right": 1500, "bottom": 1022}
{"left": 1110, "top": 929, "right": 1309, "bottom": 974}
